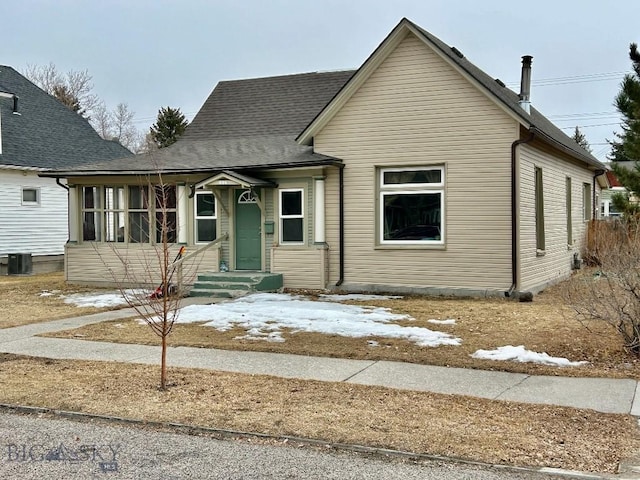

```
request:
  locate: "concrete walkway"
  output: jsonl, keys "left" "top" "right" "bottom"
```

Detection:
{"left": 1, "top": 302, "right": 638, "bottom": 416}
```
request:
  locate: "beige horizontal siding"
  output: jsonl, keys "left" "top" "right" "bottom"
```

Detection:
{"left": 519, "top": 143, "right": 595, "bottom": 292}
{"left": 316, "top": 31, "right": 519, "bottom": 292}
{"left": 65, "top": 243, "right": 219, "bottom": 287}
{"left": 271, "top": 247, "right": 327, "bottom": 289}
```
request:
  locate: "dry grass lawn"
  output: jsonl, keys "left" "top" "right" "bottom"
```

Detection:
{"left": 0, "top": 353, "right": 636, "bottom": 474}
{"left": 0, "top": 272, "right": 116, "bottom": 328}
{"left": 44, "top": 274, "right": 640, "bottom": 379}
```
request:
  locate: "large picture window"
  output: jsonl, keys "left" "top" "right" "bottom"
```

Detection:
{"left": 195, "top": 191, "right": 217, "bottom": 243}
{"left": 380, "top": 167, "right": 444, "bottom": 245}
{"left": 80, "top": 184, "right": 177, "bottom": 244}
{"left": 279, "top": 189, "right": 304, "bottom": 244}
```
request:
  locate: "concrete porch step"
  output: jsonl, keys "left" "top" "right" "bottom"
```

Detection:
{"left": 189, "top": 272, "right": 283, "bottom": 299}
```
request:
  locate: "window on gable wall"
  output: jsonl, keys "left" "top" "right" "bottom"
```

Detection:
{"left": 81, "top": 185, "right": 177, "bottom": 243}
{"left": 380, "top": 167, "right": 444, "bottom": 244}
{"left": 279, "top": 189, "right": 304, "bottom": 243}
{"left": 195, "top": 190, "right": 216, "bottom": 243}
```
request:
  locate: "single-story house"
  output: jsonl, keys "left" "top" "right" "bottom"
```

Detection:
{"left": 0, "top": 65, "right": 131, "bottom": 275}
{"left": 43, "top": 18, "right": 607, "bottom": 297}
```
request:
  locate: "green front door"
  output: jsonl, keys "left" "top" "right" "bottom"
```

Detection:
{"left": 235, "top": 190, "right": 262, "bottom": 270}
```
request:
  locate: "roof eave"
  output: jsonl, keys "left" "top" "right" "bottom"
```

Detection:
{"left": 529, "top": 126, "right": 606, "bottom": 171}
{"left": 38, "top": 158, "right": 343, "bottom": 179}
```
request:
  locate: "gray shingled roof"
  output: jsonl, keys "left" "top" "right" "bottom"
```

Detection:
{"left": 46, "top": 71, "right": 353, "bottom": 176}
{"left": 0, "top": 65, "right": 131, "bottom": 169}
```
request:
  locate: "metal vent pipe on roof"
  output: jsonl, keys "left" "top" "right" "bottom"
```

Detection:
{"left": 518, "top": 55, "right": 533, "bottom": 114}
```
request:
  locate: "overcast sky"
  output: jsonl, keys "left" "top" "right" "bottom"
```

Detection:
{"left": 3, "top": 0, "right": 639, "bottom": 161}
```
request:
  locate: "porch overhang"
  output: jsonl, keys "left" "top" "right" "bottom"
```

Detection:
{"left": 195, "top": 170, "right": 277, "bottom": 189}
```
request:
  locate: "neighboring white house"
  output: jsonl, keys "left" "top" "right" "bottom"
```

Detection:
{"left": 0, "top": 65, "right": 131, "bottom": 274}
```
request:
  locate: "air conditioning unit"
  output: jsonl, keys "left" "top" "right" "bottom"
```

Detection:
{"left": 8, "top": 253, "right": 32, "bottom": 275}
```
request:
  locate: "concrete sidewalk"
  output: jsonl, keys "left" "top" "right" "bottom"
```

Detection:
{"left": 1, "top": 304, "right": 638, "bottom": 416}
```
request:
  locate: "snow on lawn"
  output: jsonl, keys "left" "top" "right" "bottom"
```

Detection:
{"left": 471, "top": 345, "right": 588, "bottom": 367}
{"left": 175, "top": 293, "right": 461, "bottom": 347}
{"left": 427, "top": 319, "right": 456, "bottom": 325}
{"left": 62, "top": 289, "right": 148, "bottom": 308}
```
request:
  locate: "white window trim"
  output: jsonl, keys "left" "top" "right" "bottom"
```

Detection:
{"left": 194, "top": 190, "right": 217, "bottom": 244}
{"left": 379, "top": 167, "right": 445, "bottom": 246}
{"left": 21, "top": 187, "right": 40, "bottom": 206}
{"left": 279, "top": 188, "right": 305, "bottom": 245}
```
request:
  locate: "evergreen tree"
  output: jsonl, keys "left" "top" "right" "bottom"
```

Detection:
{"left": 571, "top": 126, "right": 592, "bottom": 153}
{"left": 150, "top": 107, "right": 189, "bottom": 148}
{"left": 609, "top": 43, "right": 640, "bottom": 162}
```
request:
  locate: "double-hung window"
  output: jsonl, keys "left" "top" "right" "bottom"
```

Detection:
{"left": 195, "top": 190, "right": 217, "bottom": 243}
{"left": 105, "top": 187, "right": 125, "bottom": 242}
{"left": 380, "top": 167, "right": 444, "bottom": 245}
{"left": 128, "top": 186, "right": 150, "bottom": 243}
{"left": 279, "top": 189, "right": 304, "bottom": 244}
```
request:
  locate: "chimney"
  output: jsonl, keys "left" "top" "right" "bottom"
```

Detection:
{"left": 519, "top": 55, "right": 533, "bottom": 114}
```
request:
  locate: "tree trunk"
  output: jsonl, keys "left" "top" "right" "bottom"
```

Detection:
{"left": 160, "top": 330, "right": 167, "bottom": 390}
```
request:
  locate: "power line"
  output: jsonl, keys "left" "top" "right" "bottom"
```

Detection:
{"left": 505, "top": 71, "right": 629, "bottom": 88}
{"left": 560, "top": 122, "right": 620, "bottom": 129}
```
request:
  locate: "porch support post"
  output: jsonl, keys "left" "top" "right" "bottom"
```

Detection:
{"left": 314, "top": 176, "right": 326, "bottom": 244}
{"left": 177, "top": 184, "right": 188, "bottom": 244}
{"left": 68, "top": 186, "right": 78, "bottom": 242}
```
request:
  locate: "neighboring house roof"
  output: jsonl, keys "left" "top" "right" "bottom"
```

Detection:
{"left": 606, "top": 170, "right": 623, "bottom": 188}
{"left": 44, "top": 18, "right": 604, "bottom": 177}
{"left": 46, "top": 71, "right": 353, "bottom": 176}
{"left": 0, "top": 65, "right": 131, "bottom": 170}
{"left": 298, "top": 18, "right": 605, "bottom": 170}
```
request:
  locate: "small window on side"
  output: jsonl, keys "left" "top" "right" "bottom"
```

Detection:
{"left": 22, "top": 188, "right": 40, "bottom": 205}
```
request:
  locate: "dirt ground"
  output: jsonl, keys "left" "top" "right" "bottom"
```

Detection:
{"left": 0, "top": 272, "right": 114, "bottom": 328}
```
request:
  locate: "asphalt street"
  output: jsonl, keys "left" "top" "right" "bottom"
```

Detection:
{"left": 0, "top": 411, "right": 594, "bottom": 480}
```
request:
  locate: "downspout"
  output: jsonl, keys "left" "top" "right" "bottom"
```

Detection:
{"left": 508, "top": 131, "right": 535, "bottom": 297}
{"left": 335, "top": 164, "right": 345, "bottom": 286}
{"left": 55, "top": 177, "right": 69, "bottom": 191}
{"left": 592, "top": 169, "right": 606, "bottom": 220}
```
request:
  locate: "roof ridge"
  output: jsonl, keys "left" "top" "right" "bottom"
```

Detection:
{"left": 218, "top": 69, "right": 356, "bottom": 84}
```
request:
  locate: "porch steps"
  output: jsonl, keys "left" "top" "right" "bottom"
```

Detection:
{"left": 189, "top": 272, "right": 283, "bottom": 299}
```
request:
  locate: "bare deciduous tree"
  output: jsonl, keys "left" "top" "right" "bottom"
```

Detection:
{"left": 565, "top": 219, "right": 640, "bottom": 354}
{"left": 24, "top": 63, "right": 144, "bottom": 152}
{"left": 94, "top": 173, "right": 205, "bottom": 389}
{"left": 24, "top": 62, "right": 100, "bottom": 118}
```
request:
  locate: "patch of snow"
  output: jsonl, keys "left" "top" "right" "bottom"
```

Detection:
{"left": 427, "top": 319, "right": 456, "bottom": 325}
{"left": 39, "top": 291, "right": 54, "bottom": 297}
{"left": 367, "top": 340, "right": 379, "bottom": 347}
{"left": 62, "top": 289, "right": 148, "bottom": 308}
{"left": 319, "top": 293, "right": 403, "bottom": 302}
{"left": 471, "top": 345, "right": 587, "bottom": 367}
{"left": 173, "top": 293, "right": 460, "bottom": 348}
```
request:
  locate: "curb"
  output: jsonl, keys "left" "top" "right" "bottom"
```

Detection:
{"left": 0, "top": 403, "right": 616, "bottom": 479}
